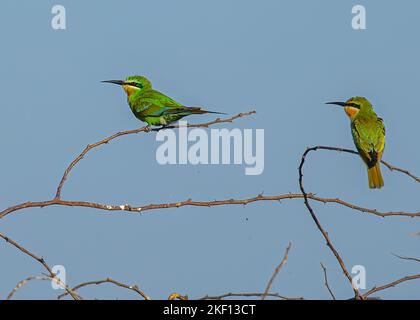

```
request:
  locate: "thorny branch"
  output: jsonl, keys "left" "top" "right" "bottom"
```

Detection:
{"left": 304, "top": 146, "right": 419, "bottom": 183}
{"left": 1, "top": 192, "right": 418, "bottom": 221}
{"left": 199, "top": 292, "right": 304, "bottom": 300}
{"left": 298, "top": 146, "right": 362, "bottom": 299}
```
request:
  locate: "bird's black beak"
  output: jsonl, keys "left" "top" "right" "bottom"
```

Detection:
{"left": 325, "top": 101, "right": 347, "bottom": 107}
{"left": 102, "top": 80, "right": 126, "bottom": 86}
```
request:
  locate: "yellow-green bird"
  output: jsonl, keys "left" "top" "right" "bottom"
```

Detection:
{"left": 327, "top": 97, "right": 385, "bottom": 189}
{"left": 103, "top": 75, "right": 225, "bottom": 128}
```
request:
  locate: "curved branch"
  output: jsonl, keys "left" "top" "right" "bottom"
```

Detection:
{"left": 298, "top": 146, "right": 361, "bottom": 299}
{"left": 54, "top": 111, "right": 256, "bottom": 199}
{"left": 304, "top": 146, "right": 419, "bottom": 183}
{"left": 7, "top": 275, "right": 52, "bottom": 300}
{"left": 57, "top": 277, "right": 150, "bottom": 300}
{"left": 199, "top": 292, "right": 304, "bottom": 300}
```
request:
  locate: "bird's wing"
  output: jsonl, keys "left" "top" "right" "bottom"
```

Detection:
{"left": 375, "top": 118, "right": 386, "bottom": 152}
{"left": 352, "top": 117, "right": 385, "bottom": 167}
{"left": 132, "top": 90, "right": 188, "bottom": 117}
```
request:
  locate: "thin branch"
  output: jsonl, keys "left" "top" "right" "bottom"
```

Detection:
{"left": 392, "top": 253, "right": 420, "bottom": 264}
{"left": 320, "top": 263, "right": 336, "bottom": 300}
{"left": 303, "top": 146, "right": 419, "bottom": 183}
{"left": 1, "top": 192, "right": 419, "bottom": 221}
{"left": 199, "top": 292, "right": 304, "bottom": 300}
{"left": 54, "top": 111, "right": 256, "bottom": 199}
{"left": 363, "top": 274, "right": 420, "bottom": 298}
{"left": 7, "top": 275, "right": 52, "bottom": 300}
{"left": 57, "top": 277, "right": 150, "bottom": 300}
{"left": 298, "top": 146, "right": 361, "bottom": 299}
{"left": 0, "top": 232, "right": 80, "bottom": 300}
{"left": 382, "top": 160, "right": 420, "bottom": 183}
{"left": 262, "top": 242, "right": 292, "bottom": 300}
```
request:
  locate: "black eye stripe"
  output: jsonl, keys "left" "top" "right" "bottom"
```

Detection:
{"left": 130, "top": 82, "right": 143, "bottom": 88}
{"left": 347, "top": 102, "right": 360, "bottom": 109}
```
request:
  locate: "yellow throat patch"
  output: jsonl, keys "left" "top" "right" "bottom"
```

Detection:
{"left": 344, "top": 106, "right": 359, "bottom": 119}
{"left": 122, "top": 84, "right": 138, "bottom": 97}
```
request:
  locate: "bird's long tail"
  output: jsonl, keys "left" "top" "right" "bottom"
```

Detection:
{"left": 367, "top": 163, "right": 384, "bottom": 189}
{"left": 203, "top": 110, "right": 227, "bottom": 115}
{"left": 186, "top": 107, "right": 227, "bottom": 115}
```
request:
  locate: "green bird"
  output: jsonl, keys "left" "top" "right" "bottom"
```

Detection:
{"left": 102, "top": 75, "right": 225, "bottom": 127}
{"left": 327, "top": 97, "right": 385, "bottom": 189}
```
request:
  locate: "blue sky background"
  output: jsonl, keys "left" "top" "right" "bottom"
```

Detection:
{"left": 0, "top": 0, "right": 419, "bottom": 299}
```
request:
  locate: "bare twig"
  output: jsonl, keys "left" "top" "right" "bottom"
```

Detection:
{"left": 363, "top": 274, "right": 420, "bottom": 298}
{"left": 262, "top": 242, "right": 292, "bottom": 300}
{"left": 57, "top": 277, "right": 150, "bottom": 300}
{"left": 54, "top": 111, "right": 256, "bottom": 199}
{"left": 298, "top": 146, "right": 361, "bottom": 299}
{"left": 199, "top": 292, "right": 303, "bottom": 300}
{"left": 301, "top": 145, "right": 419, "bottom": 183}
{"left": 7, "top": 275, "right": 52, "bottom": 300}
{"left": 320, "top": 263, "right": 336, "bottom": 300}
{"left": 382, "top": 160, "right": 420, "bottom": 183}
{"left": 0, "top": 232, "right": 80, "bottom": 300}
{"left": 392, "top": 253, "right": 420, "bottom": 264}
